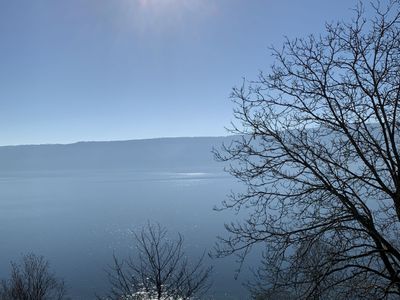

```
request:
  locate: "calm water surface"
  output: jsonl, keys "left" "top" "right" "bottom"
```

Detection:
{"left": 0, "top": 170, "right": 256, "bottom": 299}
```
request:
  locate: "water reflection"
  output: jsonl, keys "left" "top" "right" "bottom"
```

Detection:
{"left": 0, "top": 170, "right": 253, "bottom": 299}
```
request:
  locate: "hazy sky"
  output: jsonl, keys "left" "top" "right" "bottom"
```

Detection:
{"left": 0, "top": 0, "right": 361, "bottom": 145}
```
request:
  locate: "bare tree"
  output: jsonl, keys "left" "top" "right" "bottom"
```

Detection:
{"left": 0, "top": 253, "right": 67, "bottom": 300}
{"left": 103, "top": 223, "right": 212, "bottom": 300}
{"left": 214, "top": 1, "right": 400, "bottom": 299}
{"left": 250, "top": 239, "right": 380, "bottom": 300}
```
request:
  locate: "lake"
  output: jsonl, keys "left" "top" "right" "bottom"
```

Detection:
{"left": 0, "top": 169, "right": 256, "bottom": 299}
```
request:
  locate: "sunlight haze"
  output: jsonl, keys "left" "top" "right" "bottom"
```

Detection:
{"left": 0, "top": 0, "right": 360, "bottom": 145}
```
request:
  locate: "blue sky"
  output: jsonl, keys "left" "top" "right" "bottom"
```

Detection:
{"left": 0, "top": 0, "right": 361, "bottom": 145}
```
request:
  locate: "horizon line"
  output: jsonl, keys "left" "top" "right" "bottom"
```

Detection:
{"left": 0, "top": 134, "right": 237, "bottom": 148}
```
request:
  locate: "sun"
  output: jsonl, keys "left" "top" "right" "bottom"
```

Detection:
{"left": 135, "top": 0, "right": 214, "bottom": 16}
{"left": 137, "top": 0, "right": 186, "bottom": 11}
{"left": 117, "top": 0, "right": 217, "bottom": 34}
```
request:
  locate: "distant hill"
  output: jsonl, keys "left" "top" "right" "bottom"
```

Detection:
{"left": 0, "top": 136, "right": 237, "bottom": 173}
